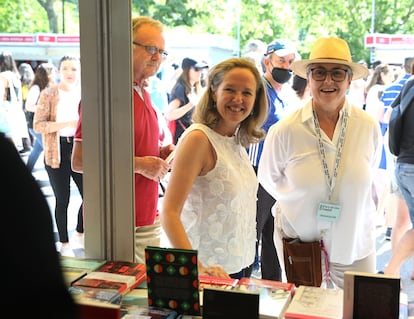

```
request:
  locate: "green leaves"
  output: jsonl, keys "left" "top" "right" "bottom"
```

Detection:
{"left": 2, "top": 0, "right": 414, "bottom": 64}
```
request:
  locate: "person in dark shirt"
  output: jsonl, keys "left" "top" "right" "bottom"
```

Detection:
{"left": 384, "top": 77, "right": 414, "bottom": 284}
{"left": 166, "top": 57, "right": 208, "bottom": 144}
{"left": 0, "top": 132, "right": 78, "bottom": 317}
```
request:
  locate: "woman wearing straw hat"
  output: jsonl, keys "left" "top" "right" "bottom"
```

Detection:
{"left": 258, "top": 37, "right": 382, "bottom": 289}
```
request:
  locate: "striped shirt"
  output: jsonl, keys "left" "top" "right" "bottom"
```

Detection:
{"left": 380, "top": 73, "right": 411, "bottom": 107}
{"left": 247, "top": 78, "right": 287, "bottom": 167}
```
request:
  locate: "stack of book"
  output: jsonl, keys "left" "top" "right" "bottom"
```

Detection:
{"left": 72, "top": 260, "right": 147, "bottom": 295}
{"left": 68, "top": 259, "right": 147, "bottom": 319}
{"left": 60, "top": 256, "right": 106, "bottom": 287}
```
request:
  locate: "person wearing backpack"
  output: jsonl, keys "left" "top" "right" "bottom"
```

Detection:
{"left": 384, "top": 76, "right": 414, "bottom": 284}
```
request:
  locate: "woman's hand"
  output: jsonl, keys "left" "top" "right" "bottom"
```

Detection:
{"left": 199, "top": 264, "right": 230, "bottom": 278}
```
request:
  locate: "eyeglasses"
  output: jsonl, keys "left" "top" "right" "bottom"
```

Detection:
{"left": 132, "top": 41, "right": 168, "bottom": 58}
{"left": 309, "top": 68, "right": 349, "bottom": 82}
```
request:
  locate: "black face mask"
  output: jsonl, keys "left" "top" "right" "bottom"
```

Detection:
{"left": 271, "top": 67, "right": 292, "bottom": 84}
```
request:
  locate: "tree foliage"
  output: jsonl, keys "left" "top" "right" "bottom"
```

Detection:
{"left": 0, "top": 0, "right": 48, "bottom": 32}
{"left": 132, "top": 0, "right": 414, "bottom": 63}
{"left": 0, "top": 0, "right": 78, "bottom": 34}
{"left": 2, "top": 0, "right": 414, "bottom": 64}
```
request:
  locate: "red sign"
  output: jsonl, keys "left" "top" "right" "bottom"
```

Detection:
{"left": 365, "top": 33, "right": 414, "bottom": 47}
{"left": 37, "top": 34, "right": 57, "bottom": 43}
{"left": 0, "top": 35, "right": 35, "bottom": 43}
{"left": 57, "top": 35, "right": 80, "bottom": 43}
{"left": 0, "top": 33, "right": 79, "bottom": 45}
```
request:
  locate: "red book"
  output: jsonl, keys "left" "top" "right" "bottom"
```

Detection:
{"left": 95, "top": 260, "right": 147, "bottom": 284}
{"left": 72, "top": 260, "right": 147, "bottom": 295}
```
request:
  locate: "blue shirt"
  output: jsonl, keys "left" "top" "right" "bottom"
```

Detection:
{"left": 247, "top": 77, "right": 287, "bottom": 167}
{"left": 380, "top": 73, "right": 411, "bottom": 107}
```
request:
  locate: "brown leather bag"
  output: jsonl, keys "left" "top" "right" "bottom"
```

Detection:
{"left": 282, "top": 238, "right": 322, "bottom": 287}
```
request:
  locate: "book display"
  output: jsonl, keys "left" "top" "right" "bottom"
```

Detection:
{"left": 145, "top": 246, "right": 200, "bottom": 316}
{"left": 65, "top": 257, "right": 413, "bottom": 318}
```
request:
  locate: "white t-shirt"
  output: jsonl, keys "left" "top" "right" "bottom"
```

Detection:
{"left": 56, "top": 88, "right": 81, "bottom": 137}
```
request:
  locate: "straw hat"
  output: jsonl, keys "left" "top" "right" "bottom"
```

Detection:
{"left": 291, "top": 38, "right": 369, "bottom": 80}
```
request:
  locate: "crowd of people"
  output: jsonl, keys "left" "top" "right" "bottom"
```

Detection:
{"left": 2, "top": 16, "right": 414, "bottom": 307}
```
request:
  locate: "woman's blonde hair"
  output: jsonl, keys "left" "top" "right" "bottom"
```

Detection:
{"left": 192, "top": 57, "right": 268, "bottom": 147}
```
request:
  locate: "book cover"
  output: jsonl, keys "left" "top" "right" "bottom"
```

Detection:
{"left": 236, "top": 277, "right": 294, "bottom": 319}
{"left": 95, "top": 260, "right": 146, "bottom": 282}
{"left": 73, "top": 272, "right": 136, "bottom": 294}
{"left": 121, "top": 305, "right": 178, "bottom": 319}
{"left": 202, "top": 287, "right": 260, "bottom": 319}
{"left": 284, "top": 285, "right": 343, "bottom": 319}
{"left": 68, "top": 286, "right": 123, "bottom": 305}
{"left": 145, "top": 246, "right": 200, "bottom": 316}
{"left": 94, "top": 260, "right": 147, "bottom": 289}
{"left": 343, "top": 270, "right": 400, "bottom": 319}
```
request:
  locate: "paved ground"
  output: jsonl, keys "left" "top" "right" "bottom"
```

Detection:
{"left": 375, "top": 224, "right": 414, "bottom": 303}
{"left": 23, "top": 153, "right": 414, "bottom": 308}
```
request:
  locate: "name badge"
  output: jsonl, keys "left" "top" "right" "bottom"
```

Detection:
{"left": 317, "top": 202, "right": 341, "bottom": 222}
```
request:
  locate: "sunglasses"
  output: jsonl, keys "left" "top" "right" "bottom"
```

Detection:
{"left": 309, "top": 68, "right": 349, "bottom": 82}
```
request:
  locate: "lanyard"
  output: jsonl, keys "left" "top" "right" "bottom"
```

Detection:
{"left": 321, "top": 239, "right": 336, "bottom": 289}
{"left": 312, "top": 105, "right": 349, "bottom": 201}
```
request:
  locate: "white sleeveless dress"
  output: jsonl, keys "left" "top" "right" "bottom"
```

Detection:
{"left": 178, "top": 123, "right": 257, "bottom": 274}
